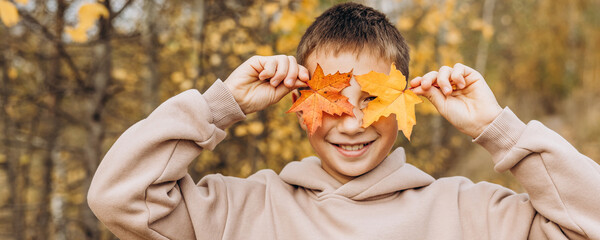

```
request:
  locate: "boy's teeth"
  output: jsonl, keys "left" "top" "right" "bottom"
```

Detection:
{"left": 339, "top": 144, "right": 366, "bottom": 151}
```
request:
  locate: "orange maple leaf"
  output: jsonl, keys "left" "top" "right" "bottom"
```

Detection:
{"left": 355, "top": 63, "right": 422, "bottom": 140}
{"left": 287, "top": 64, "right": 354, "bottom": 135}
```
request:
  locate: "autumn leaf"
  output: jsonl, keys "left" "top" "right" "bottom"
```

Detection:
{"left": 65, "top": 3, "right": 109, "bottom": 42}
{"left": 78, "top": 3, "right": 109, "bottom": 29}
{"left": 287, "top": 64, "right": 354, "bottom": 135}
{"left": 65, "top": 27, "right": 88, "bottom": 42}
{"left": 355, "top": 63, "right": 422, "bottom": 140}
{"left": 0, "top": 0, "right": 20, "bottom": 27}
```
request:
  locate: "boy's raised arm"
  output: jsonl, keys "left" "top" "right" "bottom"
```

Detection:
{"left": 411, "top": 64, "right": 600, "bottom": 239}
{"left": 87, "top": 55, "right": 307, "bottom": 239}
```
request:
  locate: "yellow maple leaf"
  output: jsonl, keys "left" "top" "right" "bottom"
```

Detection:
{"left": 0, "top": 0, "right": 20, "bottom": 27}
{"left": 355, "top": 63, "right": 422, "bottom": 140}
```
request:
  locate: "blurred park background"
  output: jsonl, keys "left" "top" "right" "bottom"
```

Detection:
{"left": 0, "top": 0, "right": 599, "bottom": 239}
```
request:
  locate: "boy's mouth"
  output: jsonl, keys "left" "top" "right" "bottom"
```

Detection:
{"left": 331, "top": 140, "right": 375, "bottom": 151}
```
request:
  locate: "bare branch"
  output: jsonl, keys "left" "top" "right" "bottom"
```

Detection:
{"left": 20, "top": 93, "right": 85, "bottom": 127}
{"left": 110, "top": 0, "right": 136, "bottom": 21}
{"left": 17, "top": 10, "right": 87, "bottom": 90}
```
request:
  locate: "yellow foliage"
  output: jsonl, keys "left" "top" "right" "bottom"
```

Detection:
{"left": 226, "top": 55, "right": 241, "bottom": 69}
{"left": 67, "top": 168, "right": 86, "bottom": 186}
{"left": 19, "top": 154, "right": 30, "bottom": 165}
{"left": 481, "top": 24, "right": 494, "bottom": 40}
{"left": 209, "top": 54, "right": 222, "bottom": 66}
{"left": 417, "top": 99, "right": 439, "bottom": 115}
{"left": 219, "top": 19, "right": 236, "bottom": 32}
{"left": 240, "top": 162, "right": 252, "bottom": 177}
{"left": 78, "top": 3, "right": 109, "bottom": 29}
{"left": 422, "top": 10, "right": 442, "bottom": 34}
{"left": 397, "top": 17, "right": 414, "bottom": 31}
{"left": 438, "top": 45, "right": 462, "bottom": 66}
{"left": 170, "top": 71, "right": 185, "bottom": 83}
{"left": 207, "top": 31, "right": 222, "bottom": 50}
{"left": 263, "top": 3, "right": 280, "bottom": 16}
{"left": 65, "top": 26, "right": 87, "bottom": 42}
{"left": 232, "top": 42, "right": 256, "bottom": 55}
{"left": 276, "top": 34, "right": 300, "bottom": 54}
{"left": 240, "top": 13, "right": 260, "bottom": 28}
{"left": 112, "top": 68, "right": 128, "bottom": 80}
{"left": 256, "top": 45, "right": 274, "bottom": 56}
{"left": 446, "top": 28, "right": 462, "bottom": 45}
{"left": 65, "top": 3, "right": 109, "bottom": 42}
{"left": 15, "top": 0, "right": 28, "bottom": 4}
{"left": 8, "top": 67, "right": 18, "bottom": 79}
{"left": 469, "top": 19, "right": 484, "bottom": 30}
{"left": 271, "top": 9, "right": 297, "bottom": 33}
{"left": 0, "top": 170, "right": 8, "bottom": 204}
{"left": 179, "top": 80, "right": 193, "bottom": 90}
{"left": 186, "top": 65, "right": 198, "bottom": 79}
{"left": 247, "top": 121, "right": 264, "bottom": 135}
{"left": 0, "top": 0, "right": 20, "bottom": 27}
{"left": 235, "top": 125, "right": 248, "bottom": 137}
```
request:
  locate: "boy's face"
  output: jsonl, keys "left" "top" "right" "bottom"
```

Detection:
{"left": 298, "top": 51, "right": 398, "bottom": 184}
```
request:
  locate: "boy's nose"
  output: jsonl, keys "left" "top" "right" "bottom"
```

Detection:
{"left": 336, "top": 107, "right": 365, "bottom": 135}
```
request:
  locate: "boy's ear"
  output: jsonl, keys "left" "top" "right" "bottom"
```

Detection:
{"left": 291, "top": 90, "right": 308, "bottom": 131}
{"left": 296, "top": 111, "right": 307, "bottom": 131}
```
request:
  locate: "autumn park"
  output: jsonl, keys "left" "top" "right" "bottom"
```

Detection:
{"left": 1, "top": 0, "right": 599, "bottom": 239}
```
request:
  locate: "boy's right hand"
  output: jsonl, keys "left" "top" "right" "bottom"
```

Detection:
{"left": 224, "top": 55, "right": 310, "bottom": 114}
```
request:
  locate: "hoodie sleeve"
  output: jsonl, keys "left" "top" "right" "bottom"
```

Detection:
{"left": 87, "top": 80, "right": 246, "bottom": 239}
{"left": 460, "top": 107, "right": 600, "bottom": 239}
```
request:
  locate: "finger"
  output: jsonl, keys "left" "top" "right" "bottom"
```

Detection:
{"left": 451, "top": 63, "right": 467, "bottom": 89}
{"left": 284, "top": 56, "right": 299, "bottom": 88}
{"left": 419, "top": 84, "right": 446, "bottom": 109}
{"left": 273, "top": 82, "right": 294, "bottom": 101}
{"left": 411, "top": 86, "right": 425, "bottom": 95}
{"left": 259, "top": 57, "right": 277, "bottom": 81}
{"left": 298, "top": 65, "right": 310, "bottom": 82}
{"left": 293, "top": 79, "right": 308, "bottom": 89}
{"left": 270, "top": 55, "right": 289, "bottom": 87}
{"left": 437, "top": 66, "right": 453, "bottom": 95}
{"left": 410, "top": 76, "right": 422, "bottom": 88}
{"left": 420, "top": 71, "right": 438, "bottom": 90}
{"left": 462, "top": 64, "right": 484, "bottom": 85}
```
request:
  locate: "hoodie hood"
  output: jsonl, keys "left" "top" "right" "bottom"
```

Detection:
{"left": 279, "top": 148, "right": 435, "bottom": 201}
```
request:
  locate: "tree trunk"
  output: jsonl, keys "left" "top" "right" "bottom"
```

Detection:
{"left": 142, "top": 0, "right": 161, "bottom": 115}
{"left": 0, "top": 39, "right": 25, "bottom": 240}
{"left": 475, "top": 0, "right": 496, "bottom": 75}
{"left": 81, "top": 1, "right": 113, "bottom": 239}
{"left": 40, "top": 0, "right": 68, "bottom": 239}
{"left": 192, "top": 0, "right": 206, "bottom": 89}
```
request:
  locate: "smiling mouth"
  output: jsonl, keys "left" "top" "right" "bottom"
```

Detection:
{"left": 332, "top": 141, "right": 375, "bottom": 151}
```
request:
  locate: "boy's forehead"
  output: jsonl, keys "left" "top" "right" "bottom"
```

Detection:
{"left": 305, "top": 51, "right": 392, "bottom": 77}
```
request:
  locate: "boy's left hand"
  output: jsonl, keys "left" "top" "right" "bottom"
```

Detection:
{"left": 410, "top": 63, "right": 503, "bottom": 138}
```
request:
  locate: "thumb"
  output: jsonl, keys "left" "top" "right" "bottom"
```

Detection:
{"left": 272, "top": 84, "right": 294, "bottom": 103}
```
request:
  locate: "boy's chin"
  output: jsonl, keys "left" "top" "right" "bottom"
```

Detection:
{"left": 335, "top": 160, "right": 381, "bottom": 177}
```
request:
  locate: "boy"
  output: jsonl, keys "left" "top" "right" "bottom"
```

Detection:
{"left": 88, "top": 3, "right": 600, "bottom": 239}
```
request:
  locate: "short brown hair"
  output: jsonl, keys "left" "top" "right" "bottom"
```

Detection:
{"left": 296, "top": 2, "right": 410, "bottom": 78}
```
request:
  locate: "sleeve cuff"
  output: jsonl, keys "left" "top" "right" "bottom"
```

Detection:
{"left": 202, "top": 79, "right": 246, "bottom": 129}
{"left": 473, "top": 107, "right": 527, "bottom": 166}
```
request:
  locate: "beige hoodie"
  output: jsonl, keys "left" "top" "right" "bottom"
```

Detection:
{"left": 88, "top": 80, "right": 600, "bottom": 239}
